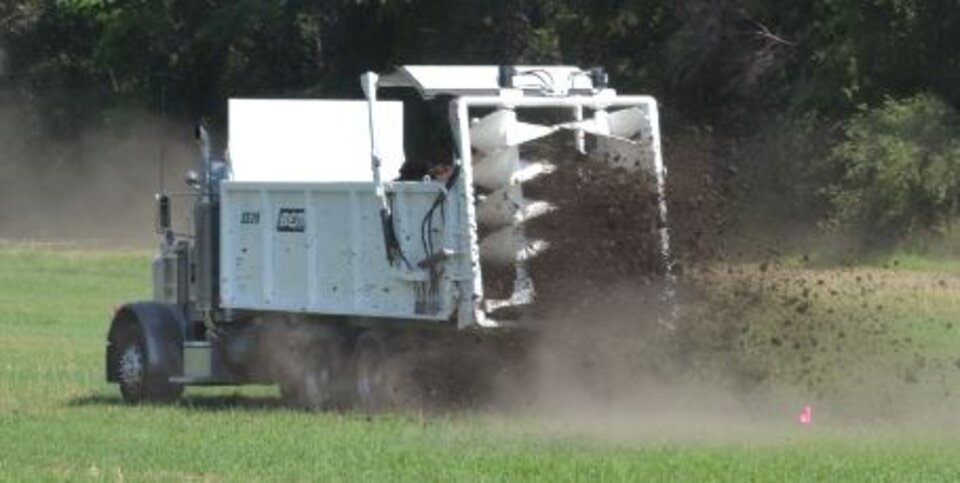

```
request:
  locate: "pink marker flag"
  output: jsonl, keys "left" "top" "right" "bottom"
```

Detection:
{"left": 799, "top": 405, "right": 812, "bottom": 425}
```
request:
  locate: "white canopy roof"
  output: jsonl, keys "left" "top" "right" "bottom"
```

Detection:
{"left": 377, "top": 65, "right": 599, "bottom": 98}
{"left": 228, "top": 99, "right": 405, "bottom": 183}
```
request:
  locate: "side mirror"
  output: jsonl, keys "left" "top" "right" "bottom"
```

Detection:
{"left": 185, "top": 170, "right": 200, "bottom": 188}
{"left": 155, "top": 193, "right": 171, "bottom": 235}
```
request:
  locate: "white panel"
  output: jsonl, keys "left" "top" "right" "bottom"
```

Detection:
{"left": 220, "top": 190, "right": 266, "bottom": 306}
{"left": 313, "top": 191, "right": 355, "bottom": 311}
{"left": 219, "top": 181, "right": 463, "bottom": 321}
{"left": 270, "top": 191, "right": 309, "bottom": 308}
{"left": 228, "top": 99, "right": 405, "bottom": 183}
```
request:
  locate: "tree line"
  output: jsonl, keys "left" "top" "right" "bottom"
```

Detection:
{"left": 3, "top": 0, "right": 960, "bottom": 248}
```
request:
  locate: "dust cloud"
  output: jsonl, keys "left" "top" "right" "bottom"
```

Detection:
{"left": 470, "top": 127, "right": 960, "bottom": 443}
{"left": 0, "top": 95, "right": 197, "bottom": 249}
{"left": 460, "top": 261, "right": 960, "bottom": 445}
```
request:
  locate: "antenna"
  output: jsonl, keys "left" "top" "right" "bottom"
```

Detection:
{"left": 158, "top": 83, "right": 166, "bottom": 193}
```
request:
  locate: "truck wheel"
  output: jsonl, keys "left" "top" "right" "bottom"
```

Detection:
{"left": 279, "top": 326, "right": 346, "bottom": 411}
{"left": 112, "top": 322, "right": 182, "bottom": 404}
{"left": 354, "top": 330, "right": 404, "bottom": 411}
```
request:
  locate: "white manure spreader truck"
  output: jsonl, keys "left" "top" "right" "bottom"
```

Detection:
{"left": 105, "top": 65, "right": 672, "bottom": 409}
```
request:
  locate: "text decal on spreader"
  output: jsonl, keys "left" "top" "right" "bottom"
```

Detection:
{"left": 277, "top": 208, "right": 306, "bottom": 233}
{"left": 240, "top": 211, "right": 260, "bottom": 225}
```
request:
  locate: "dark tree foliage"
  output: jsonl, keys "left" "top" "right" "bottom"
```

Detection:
{"left": 6, "top": 0, "right": 957, "bottom": 132}
{"left": 3, "top": 0, "right": 960, "bottom": 244}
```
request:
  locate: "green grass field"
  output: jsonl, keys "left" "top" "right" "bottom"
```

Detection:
{"left": 3, "top": 246, "right": 960, "bottom": 481}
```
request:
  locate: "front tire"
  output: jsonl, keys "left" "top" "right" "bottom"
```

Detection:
{"left": 112, "top": 322, "right": 182, "bottom": 404}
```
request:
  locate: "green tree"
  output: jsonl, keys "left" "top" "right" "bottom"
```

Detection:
{"left": 2, "top": 0, "right": 332, "bottom": 137}
{"left": 827, "top": 94, "right": 960, "bottom": 244}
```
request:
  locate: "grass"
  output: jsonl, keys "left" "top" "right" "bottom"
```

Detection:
{"left": 867, "top": 251, "right": 960, "bottom": 274}
{"left": 684, "top": 261, "right": 960, "bottom": 420}
{"left": 3, "top": 246, "right": 960, "bottom": 480}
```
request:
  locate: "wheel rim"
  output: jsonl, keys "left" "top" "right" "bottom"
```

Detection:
{"left": 357, "top": 344, "right": 385, "bottom": 408}
{"left": 302, "top": 361, "right": 333, "bottom": 409}
{"left": 118, "top": 345, "right": 145, "bottom": 394}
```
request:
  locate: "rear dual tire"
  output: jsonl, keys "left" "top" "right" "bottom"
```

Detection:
{"left": 354, "top": 330, "right": 405, "bottom": 411}
{"left": 276, "top": 325, "right": 349, "bottom": 411}
{"left": 273, "top": 327, "right": 406, "bottom": 412}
